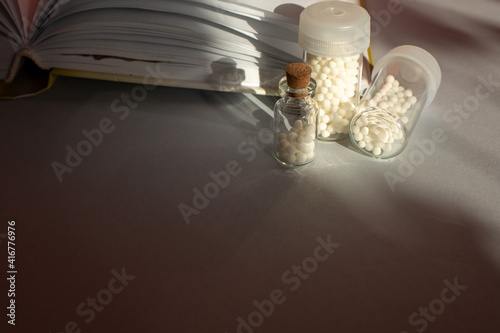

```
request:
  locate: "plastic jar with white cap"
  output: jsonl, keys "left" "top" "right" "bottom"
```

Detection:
{"left": 348, "top": 45, "right": 442, "bottom": 159}
{"left": 299, "top": 1, "right": 370, "bottom": 141}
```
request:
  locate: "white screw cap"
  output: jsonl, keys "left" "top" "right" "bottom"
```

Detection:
{"left": 299, "top": 1, "right": 371, "bottom": 58}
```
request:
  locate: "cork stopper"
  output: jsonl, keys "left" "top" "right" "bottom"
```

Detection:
{"left": 285, "top": 63, "right": 312, "bottom": 90}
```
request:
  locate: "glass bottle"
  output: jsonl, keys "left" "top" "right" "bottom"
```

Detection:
{"left": 274, "top": 63, "right": 318, "bottom": 167}
{"left": 349, "top": 45, "right": 442, "bottom": 159}
{"left": 299, "top": 1, "right": 370, "bottom": 141}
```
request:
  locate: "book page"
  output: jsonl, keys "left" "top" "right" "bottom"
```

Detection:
{"left": 33, "top": 2, "right": 303, "bottom": 60}
{"left": 27, "top": 0, "right": 304, "bottom": 93}
{"left": 17, "top": 0, "right": 38, "bottom": 35}
{"left": 3, "top": 0, "right": 365, "bottom": 94}
{"left": 34, "top": 11, "right": 300, "bottom": 65}
{"left": 0, "top": 0, "right": 23, "bottom": 38}
{"left": 0, "top": 0, "right": 24, "bottom": 80}
{"left": 47, "top": 0, "right": 299, "bottom": 42}
{"left": 230, "top": 0, "right": 361, "bottom": 19}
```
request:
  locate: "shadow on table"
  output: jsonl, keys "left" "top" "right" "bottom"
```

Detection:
{"left": 202, "top": 89, "right": 278, "bottom": 161}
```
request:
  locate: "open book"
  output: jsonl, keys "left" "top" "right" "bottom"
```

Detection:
{"left": 0, "top": 0, "right": 365, "bottom": 98}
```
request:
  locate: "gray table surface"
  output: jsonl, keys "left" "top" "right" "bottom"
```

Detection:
{"left": 1, "top": 0, "right": 499, "bottom": 332}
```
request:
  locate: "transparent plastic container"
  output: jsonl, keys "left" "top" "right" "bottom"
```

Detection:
{"left": 274, "top": 67, "right": 318, "bottom": 167}
{"left": 349, "top": 45, "right": 442, "bottom": 159}
{"left": 299, "top": 1, "right": 370, "bottom": 141}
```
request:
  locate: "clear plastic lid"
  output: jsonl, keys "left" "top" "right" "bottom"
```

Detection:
{"left": 372, "top": 45, "right": 441, "bottom": 107}
{"left": 299, "top": 1, "right": 370, "bottom": 58}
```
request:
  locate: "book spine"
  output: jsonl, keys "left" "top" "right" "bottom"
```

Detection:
{"left": 6, "top": 48, "right": 47, "bottom": 83}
